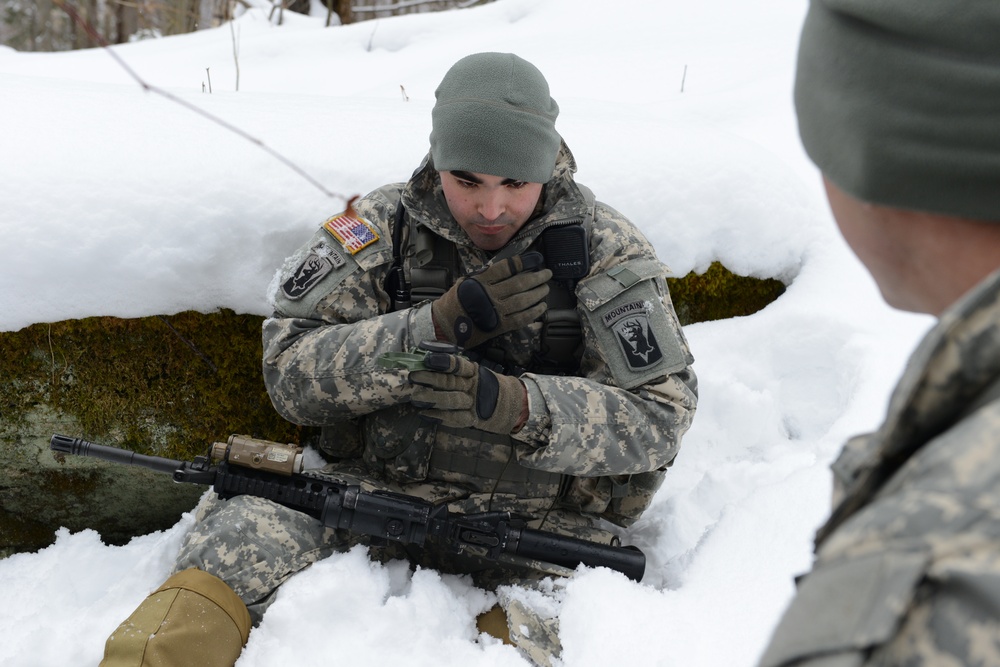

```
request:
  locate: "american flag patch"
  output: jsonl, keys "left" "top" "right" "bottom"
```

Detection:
{"left": 323, "top": 211, "right": 379, "bottom": 254}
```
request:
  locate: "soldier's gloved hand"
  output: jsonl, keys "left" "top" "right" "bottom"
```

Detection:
{"left": 432, "top": 252, "right": 551, "bottom": 348}
{"left": 410, "top": 354, "right": 528, "bottom": 434}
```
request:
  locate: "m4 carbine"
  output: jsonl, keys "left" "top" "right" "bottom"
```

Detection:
{"left": 49, "top": 434, "right": 646, "bottom": 582}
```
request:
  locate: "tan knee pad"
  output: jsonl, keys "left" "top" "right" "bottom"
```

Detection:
{"left": 101, "top": 568, "right": 252, "bottom": 667}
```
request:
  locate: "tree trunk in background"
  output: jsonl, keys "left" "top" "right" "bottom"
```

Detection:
{"left": 2, "top": 0, "right": 499, "bottom": 50}
{"left": 287, "top": 0, "right": 311, "bottom": 15}
{"left": 113, "top": 1, "right": 139, "bottom": 44}
{"left": 334, "top": 0, "right": 353, "bottom": 24}
{"left": 199, "top": 0, "right": 216, "bottom": 29}
{"left": 71, "top": 0, "right": 96, "bottom": 48}
{"left": 166, "top": 0, "right": 200, "bottom": 35}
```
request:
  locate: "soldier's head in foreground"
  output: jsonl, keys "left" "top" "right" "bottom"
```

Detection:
{"left": 429, "top": 52, "right": 561, "bottom": 251}
{"left": 795, "top": 0, "right": 1000, "bottom": 315}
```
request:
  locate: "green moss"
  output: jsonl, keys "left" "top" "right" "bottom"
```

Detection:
{"left": 0, "top": 309, "right": 309, "bottom": 459}
{"left": 0, "top": 270, "right": 785, "bottom": 556}
{"left": 0, "top": 513, "right": 58, "bottom": 559}
{"left": 668, "top": 261, "right": 786, "bottom": 326}
{"left": 0, "top": 467, "right": 101, "bottom": 554}
{"left": 0, "top": 265, "right": 783, "bottom": 456}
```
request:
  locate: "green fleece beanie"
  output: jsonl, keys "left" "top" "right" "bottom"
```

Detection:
{"left": 430, "top": 52, "right": 561, "bottom": 184}
{"left": 795, "top": 0, "right": 1000, "bottom": 221}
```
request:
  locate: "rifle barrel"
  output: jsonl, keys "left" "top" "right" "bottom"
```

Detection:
{"left": 516, "top": 526, "right": 646, "bottom": 582}
{"left": 50, "top": 434, "right": 183, "bottom": 475}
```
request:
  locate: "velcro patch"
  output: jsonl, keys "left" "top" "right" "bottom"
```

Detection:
{"left": 282, "top": 246, "right": 346, "bottom": 300}
{"left": 323, "top": 211, "right": 379, "bottom": 254}
{"left": 603, "top": 300, "right": 663, "bottom": 370}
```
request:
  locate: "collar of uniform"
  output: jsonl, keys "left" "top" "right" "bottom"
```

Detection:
{"left": 877, "top": 268, "right": 1000, "bottom": 459}
{"left": 815, "top": 267, "right": 1000, "bottom": 545}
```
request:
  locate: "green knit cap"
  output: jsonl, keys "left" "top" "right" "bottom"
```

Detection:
{"left": 430, "top": 52, "right": 561, "bottom": 184}
{"left": 795, "top": 0, "right": 1000, "bottom": 221}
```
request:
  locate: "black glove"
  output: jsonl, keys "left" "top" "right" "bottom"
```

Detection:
{"left": 431, "top": 252, "right": 551, "bottom": 348}
{"left": 410, "top": 353, "right": 526, "bottom": 434}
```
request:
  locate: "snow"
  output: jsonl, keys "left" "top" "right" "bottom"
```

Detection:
{"left": 0, "top": 1, "right": 934, "bottom": 665}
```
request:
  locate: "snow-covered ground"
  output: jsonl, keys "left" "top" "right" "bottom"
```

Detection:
{"left": 0, "top": 1, "right": 933, "bottom": 665}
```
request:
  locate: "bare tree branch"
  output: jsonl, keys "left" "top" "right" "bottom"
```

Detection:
{"left": 51, "top": 0, "right": 351, "bottom": 204}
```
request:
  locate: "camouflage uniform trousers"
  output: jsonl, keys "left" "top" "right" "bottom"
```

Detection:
{"left": 173, "top": 491, "right": 595, "bottom": 665}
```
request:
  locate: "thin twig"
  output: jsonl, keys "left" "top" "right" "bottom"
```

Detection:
{"left": 230, "top": 21, "right": 241, "bottom": 92}
{"left": 51, "top": 0, "right": 349, "bottom": 203}
{"left": 48, "top": 324, "right": 56, "bottom": 385}
{"left": 206, "top": 67, "right": 213, "bottom": 93}
{"left": 157, "top": 316, "right": 219, "bottom": 373}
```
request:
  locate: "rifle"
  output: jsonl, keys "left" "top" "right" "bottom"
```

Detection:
{"left": 49, "top": 434, "right": 646, "bottom": 581}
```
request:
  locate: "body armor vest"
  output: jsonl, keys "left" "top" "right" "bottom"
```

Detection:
{"left": 387, "top": 187, "right": 596, "bottom": 376}
{"left": 367, "top": 187, "right": 616, "bottom": 503}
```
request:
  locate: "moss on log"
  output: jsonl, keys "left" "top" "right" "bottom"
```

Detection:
{"left": 0, "top": 264, "right": 785, "bottom": 556}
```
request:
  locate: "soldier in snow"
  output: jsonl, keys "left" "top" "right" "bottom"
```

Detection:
{"left": 759, "top": 1, "right": 1000, "bottom": 665}
{"left": 99, "top": 52, "right": 697, "bottom": 666}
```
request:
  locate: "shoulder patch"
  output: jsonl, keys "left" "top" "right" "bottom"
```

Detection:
{"left": 578, "top": 260, "right": 690, "bottom": 389}
{"left": 602, "top": 300, "right": 664, "bottom": 370}
{"left": 323, "top": 210, "right": 380, "bottom": 254}
{"left": 282, "top": 245, "right": 347, "bottom": 300}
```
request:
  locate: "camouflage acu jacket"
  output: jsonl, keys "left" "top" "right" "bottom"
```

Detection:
{"left": 261, "top": 143, "right": 697, "bottom": 537}
{"left": 760, "top": 269, "right": 1000, "bottom": 666}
